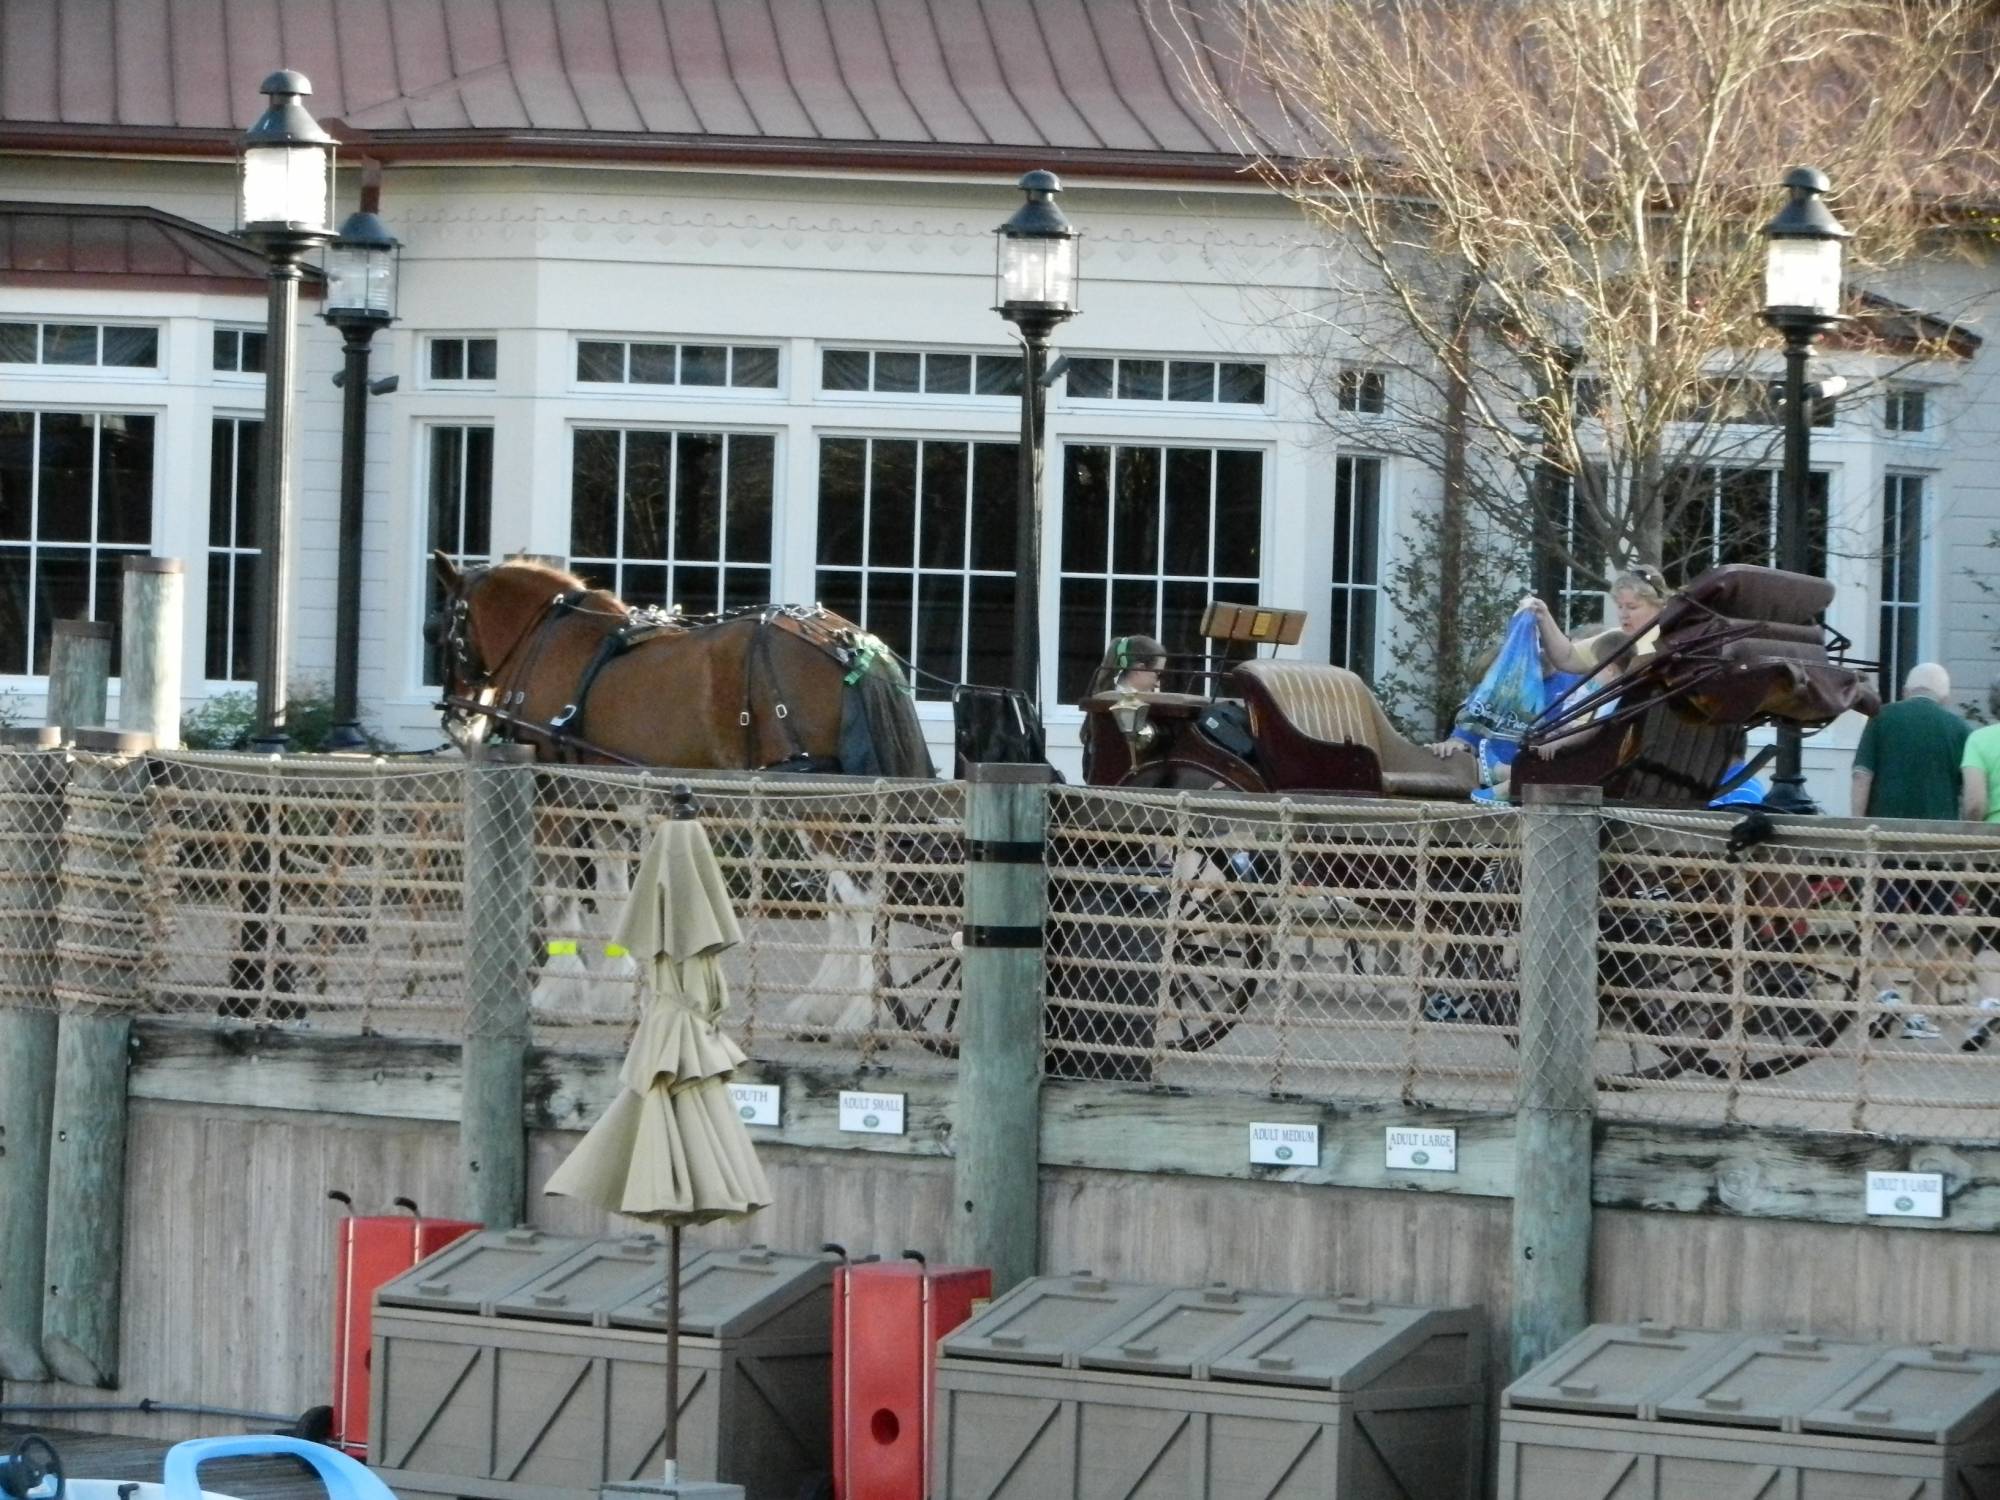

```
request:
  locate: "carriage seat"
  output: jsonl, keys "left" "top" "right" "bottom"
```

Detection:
{"left": 1231, "top": 661, "right": 1477, "bottom": 799}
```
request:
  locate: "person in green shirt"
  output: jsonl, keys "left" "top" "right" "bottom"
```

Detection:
{"left": 1957, "top": 679, "right": 2000, "bottom": 1051}
{"left": 1853, "top": 663, "right": 1971, "bottom": 1040}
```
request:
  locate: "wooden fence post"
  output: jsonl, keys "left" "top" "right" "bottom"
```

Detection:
{"left": 951, "top": 764, "right": 1052, "bottom": 1293}
{"left": 45, "top": 619, "right": 112, "bottom": 735}
{"left": 1511, "top": 783, "right": 1602, "bottom": 1376}
{"left": 461, "top": 743, "right": 538, "bottom": 1228}
{"left": 42, "top": 728, "right": 151, "bottom": 1387}
{"left": 120, "top": 557, "right": 184, "bottom": 749}
{"left": 0, "top": 728, "right": 67, "bottom": 1381}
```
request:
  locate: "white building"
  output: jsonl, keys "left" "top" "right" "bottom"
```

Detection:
{"left": 0, "top": 0, "right": 1993, "bottom": 809}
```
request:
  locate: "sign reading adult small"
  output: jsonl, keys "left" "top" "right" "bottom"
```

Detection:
{"left": 1864, "top": 1170, "right": 1944, "bottom": 1219}
{"left": 1249, "top": 1122, "right": 1320, "bottom": 1167}
{"left": 839, "top": 1090, "right": 906, "bottom": 1136}
{"left": 1386, "top": 1126, "right": 1457, "bottom": 1172}
{"left": 729, "top": 1082, "right": 780, "bottom": 1127}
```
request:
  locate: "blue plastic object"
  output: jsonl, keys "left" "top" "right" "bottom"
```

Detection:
{"left": 1457, "top": 609, "right": 1548, "bottom": 744}
{"left": 162, "top": 1437, "right": 397, "bottom": 1500}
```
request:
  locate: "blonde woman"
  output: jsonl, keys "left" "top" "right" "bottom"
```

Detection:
{"left": 1523, "top": 565, "right": 1672, "bottom": 675}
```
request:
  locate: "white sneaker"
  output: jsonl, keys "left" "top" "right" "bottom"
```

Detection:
{"left": 1962, "top": 998, "right": 2000, "bottom": 1053}
{"left": 1902, "top": 1014, "right": 1944, "bottom": 1041}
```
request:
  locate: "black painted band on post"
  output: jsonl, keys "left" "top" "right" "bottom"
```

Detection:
{"left": 961, "top": 924, "right": 1044, "bottom": 949}
{"left": 968, "top": 839, "right": 1045, "bottom": 864}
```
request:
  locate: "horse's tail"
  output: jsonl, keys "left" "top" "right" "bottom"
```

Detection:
{"left": 857, "top": 655, "right": 937, "bottom": 779}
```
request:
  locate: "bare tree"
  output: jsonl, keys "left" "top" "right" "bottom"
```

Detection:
{"left": 1162, "top": 0, "right": 2000, "bottom": 588}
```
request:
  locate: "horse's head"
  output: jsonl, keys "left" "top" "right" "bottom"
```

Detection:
{"left": 430, "top": 551, "right": 594, "bottom": 751}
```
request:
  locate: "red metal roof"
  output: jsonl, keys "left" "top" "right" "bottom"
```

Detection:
{"left": 0, "top": 200, "right": 315, "bottom": 293}
{"left": 0, "top": 0, "right": 1277, "bottom": 178}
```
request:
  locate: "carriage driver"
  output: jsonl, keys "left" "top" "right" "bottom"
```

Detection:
{"left": 1085, "top": 634, "right": 1170, "bottom": 700}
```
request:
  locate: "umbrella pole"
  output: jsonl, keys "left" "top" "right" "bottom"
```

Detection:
{"left": 664, "top": 1223, "right": 681, "bottom": 1490}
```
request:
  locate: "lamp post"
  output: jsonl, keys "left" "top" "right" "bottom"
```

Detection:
{"left": 993, "top": 170, "right": 1081, "bottom": 706}
{"left": 1761, "top": 166, "right": 1849, "bottom": 815}
{"left": 237, "top": 71, "right": 335, "bottom": 751}
{"left": 321, "top": 204, "right": 400, "bottom": 751}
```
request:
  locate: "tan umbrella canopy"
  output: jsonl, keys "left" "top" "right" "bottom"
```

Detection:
{"left": 546, "top": 790, "right": 770, "bottom": 1489}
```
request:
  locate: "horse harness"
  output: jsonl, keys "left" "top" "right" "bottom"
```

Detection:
{"left": 441, "top": 586, "right": 856, "bottom": 768}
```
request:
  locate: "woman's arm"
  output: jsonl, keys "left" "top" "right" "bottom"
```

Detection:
{"left": 1522, "top": 596, "right": 1592, "bottom": 674}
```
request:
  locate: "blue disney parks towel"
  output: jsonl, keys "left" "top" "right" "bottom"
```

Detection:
{"left": 1457, "top": 607, "right": 1547, "bottom": 744}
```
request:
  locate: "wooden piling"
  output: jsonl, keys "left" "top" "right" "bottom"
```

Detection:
{"left": 460, "top": 743, "right": 538, "bottom": 1228}
{"left": 951, "top": 763, "right": 1052, "bottom": 1293}
{"left": 1510, "top": 783, "right": 1602, "bottom": 1376}
{"left": 45, "top": 620, "right": 112, "bottom": 735}
{"left": 119, "top": 557, "right": 185, "bottom": 748}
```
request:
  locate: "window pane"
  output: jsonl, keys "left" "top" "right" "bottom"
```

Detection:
{"left": 428, "top": 427, "right": 466, "bottom": 559}
{"left": 0, "top": 324, "right": 35, "bottom": 362}
{"left": 621, "top": 563, "right": 668, "bottom": 609}
{"left": 1160, "top": 580, "right": 1209, "bottom": 657}
{"left": 1111, "top": 577, "right": 1156, "bottom": 647}
{"left": 916, "top": 572, "right": 965, "bottom": 688}
{"left": 630, "top": 343, "right": 676, "bottom": 384}
{"left": 1112, "top": 447, "right": 1160, "bottom": 575}
{"left": 680, "top": 345, "right": 727, "bottom": 386}
{"left": 213, "top": 330, "right": 238, "bottom": 372}
{"left": 1057, "top": 577, "right": 1106, "bottom": 703}
{"left": 1218, "top": 362, "right": 1265, "bottom": 404}
{"left": 1066, "top": 357, "right": 1112, "bottom": 399}
{"left": 673, "top": 564, "right": 722, "bottom": 614}
{"left": 817, "top": 569, "right": 863, "bottom": 630}
{"left": 674, "top": 432, "right": 724, "bottom": 561}
{"left": 919, "top": 441, "right": 969, "bottom": 570}
{"left": 431, "top": 339, "right": 466, "bottom": 381}
{"left": 1118, "top": 360, "right": 1164, "bottom": 401}
{"left": 43, "top": 325, "right": 96, "bottom": 365}
{"left": 725, "top": 434, "right": 774, "bottom": 564}
{"left": 817, "top": 437, "right": 867, "bottom": 566}
{"left": 1213, "top": 450, "right": 1262, "bottom": 577}
{"left": 209, "top": 420, "right": 235, "bottom": 547}
{"left": 33, "top": 549, "right": 91, "bottom": 673}
{"left": 576, "top": 341, "right": 625, "bottom": 382}
{"left": 723, "top": 565, "right": 770, "bottom": 611}
{"left": 0, "top": 411, "right": 33, "bottom": 539}
{"left": 101, "top": 327, "right": 158, "bottom": 368}
{"left": 1893, "top": 478, "right": 1921, "bottom": 601}
{"left": 865, "top": 569, "right": 915, "bottom": 661}
{"left": 1349, "top": 459, "right": 1380, "bottom": 586}
{"left": 241, "top": 332, "right": 267, "bottom": 374}
{"left": 924, "top": 353, "right": 971, "bottom": 395}
{"left": 623, "top": 431, "right": 670, "bottom": 559}
{"left": 822, "top": 349, "right": 869, "bottom": 390}
{"left": 463, "top": 428, "right": 495, "bottom": 556}
{"left": 97, "top": 413, "right": 153, "bottom": 544}
{"left": 868, "top": 439, "right": 918, "bottom": 569}
{"left": 1061, "top": 444, "right": 1110, "bottom": 574}
{"left": 1161, "top": 448, "right": 1212, "bottom": 577}
{"left": 235, "top": 420, "right": 262, "bottom": 547}
{"left": 967, "top": 575, "right": 1012, "bottom": 694}
{"left": 0, "top": 550, "right": 26, "bottom": 673}
{"left": 205, "top": 554, "right": 234, "bottom": 680}
{"left": 976, "top": 354, "right": 1022, "bottom": 396}
{"left": 731, "top": 346, "right": 779, "bottom": 389}
{"left": 37, "top": 413, "right": 93, "bottom": 543}
{"left": 1168, "top": 361, "right": 1216, "bottom": 403}
{"left": 969, "top": 442, "right": 1019, "bottom": 572}
{"left": 570, "top": 429, "right": 621, "bottom": 557}
{"left": 874, "top": 351, "right": 920, "bottom": 393}
{"left": 467, "top": 338, "right": 498, "bottom": 381}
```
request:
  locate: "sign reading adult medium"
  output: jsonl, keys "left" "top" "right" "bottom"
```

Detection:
{"left": 1864, "top": 1170, "right": 1945, "bottom": 1219}
{"left": 1386, "top": 1127, "right": 1458, "bottom": 1173}
{"left": 839, "top": 1091, "right": 906, "bottom": 1136}
{"left": 729, "top": 1083, "right": 781, "bottom": 1127}
{"left": 1249, "top": 1123, "right": 1321, "bottom": 1167}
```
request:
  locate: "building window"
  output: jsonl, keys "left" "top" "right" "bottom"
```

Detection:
{"left": 1885, "top": 386, "right": 1927, "bottom": 434}
{"left": 1336, "top": 368, "right": 1387, "bottom": 414}
{"left": 815, "top": 436, "right": 1019, "bottom": 697}
{"left": 569, "top": 428, "right": 774, "bottom": 615}
{"left": 1063, "top": 356, "right": 1266, "bottom": 406}
{"left": 576, "top": 339, "right": 778, "bottom": 390}
{"left": 1880, "top": 472, "right": 1924, "bottom": 701}
{"left": 0, "top": 321, "right": 158, "bottom": 370}
{"left": 422, "top": 426, "right": 495, "bottom": 686}
{"left": 212, "top": 328, "right": 267, "bottom": 375}
{"left": 0, "top": 410, "right": 155, "bottom": 675}
{"left": 1330, "top": 457, "right": 1381, "bottom": 679}
{"left": 205, "top": 417, "right": 261, "bottom": 681}
{"left": 1544, "top": 465, "right": 1611, "bottom": 630}
{"left": 821, "top": 347, "right": 1023, "bottom": 397}
{"left": 1686, "top": 378, "right": 1833, "bottom": 428}
{"left": 427, "top": 337, "right": 498, "bottom": 383}
{"left": 1663, "top": 466, "right": 1828, "bottom": 584}
{"left": 1057, "top": 443, "right": 1264, "bottom": 702}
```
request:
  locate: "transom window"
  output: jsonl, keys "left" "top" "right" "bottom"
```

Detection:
{"left": 212, "top": 328, "right": 267, "bottom": 375}
{"left": 1879, "top": 473, "right": 1924, "bottom": 701}
{"left": 0, "top": 410, "right": 156, "bottom": 675}
{"left": 205, "top": 416, "right": 261, "bottom": 681}
{"left": 821, "top": 348, "right": 1022, "bottom": 397}
{"left": 1337, "top": 369, "right": 1387, "bottom": 414}
{"left": 815, "top": 436, "right": 1019, "bottom": 697}
{"left": 1685, "top": 377, "right": 1834, "bottom": 428}
{"left": 1064, "top": 356, "right": 1266, "bottom": 406}
{"left": 422, "top": 425, "right": 495, "bottom": 686}
{"left": 569, "top": 428, "right": 775, "bottom": 613}
{"left": 0, "top": 322, "right": 158, "bottom": 370}
{"left": 1329, "top": 456, "right": 1382, "bottom": 680}
{"left": 1057, "top": 443, "right": 1264, "bottom": 702}
{"left": 428, "top": 337, "right": 497, "bottom": 383}
{"left": 1885, "top": 386, "right": 1928, "bottom": 433}
{"left": 577, "top": 340, "right": 778, "bottom": 390}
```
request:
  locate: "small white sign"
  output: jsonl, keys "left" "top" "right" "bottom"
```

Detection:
{"left": 729, "top": 1083, "right": 781, "bottom": 1127}
{"left": 839, "top": 1091, "right": 906, "bottom": 1136}
{"left": 1865, "top": 1171, "right": 1945, "bottom": 1219}
{"left": 1386, "top": 1127, "right": 1458, "bottom": 1173}
{"left": 1249, "top": 1123, "right": 1320, "bottom": 1167}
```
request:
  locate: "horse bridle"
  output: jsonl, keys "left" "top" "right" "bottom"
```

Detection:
{"left": 436, "top": 566, "right": 573, "bottom": 739}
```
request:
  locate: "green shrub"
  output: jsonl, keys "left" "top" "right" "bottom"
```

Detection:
{"left": 181, "top": 681, "right": 384, "bottom": 753}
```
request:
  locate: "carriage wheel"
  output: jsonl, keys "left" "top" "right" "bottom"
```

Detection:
{"left": 870, "top": 867, "right": 965, "bottom": 1058}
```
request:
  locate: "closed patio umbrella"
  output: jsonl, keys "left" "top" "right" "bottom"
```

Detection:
{"left": 545, "top": 789, "right": 770, "bottom": 1491}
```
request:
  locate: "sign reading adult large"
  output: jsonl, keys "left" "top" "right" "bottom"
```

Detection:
{"left": 1864, "top": 1170, "right": 1944, "bottom": 1219}
{"left": 1385, "top": 1127, "right": 1457, "bottom": 1173}
{"left": 839, "top": 1091, "right": 906, "bottom": 1136}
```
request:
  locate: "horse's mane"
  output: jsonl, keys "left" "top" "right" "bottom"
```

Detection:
{"left": 491, "top": 555, "right": 591, "bottom": 593}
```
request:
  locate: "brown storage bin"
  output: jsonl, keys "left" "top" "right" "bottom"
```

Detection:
{"left": 934, "top": 1276, "right": 1486, "bottom": 1499}
{"left": 369, "top": 1240, "right": 837, "bottom": 1500}
{"left": 1500, "top": 1326, "right": 2000, "bottom": 1499}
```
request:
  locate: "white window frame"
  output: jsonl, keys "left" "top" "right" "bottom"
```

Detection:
{"left": 210, "top": 325, "right": 267, "bottom": 382}
{"left": 569, "top": 336, "right": 783, "bottom": 398}
{"left": 417, "top": 421, "right": 498, "bottom": 689}
{"left": 1878, "top": 469, "right": 1928, "bottom": 702}
{"left": 815, "top": 344, "right": 1024, "bottom": 406}
{"left": 422, "top": 334, "right": 500, "bottom": 391}
{"left": 1336, "top": 367, "right": 1388, "bottom": 415}
{"left": 202, "top": 411, "right": 262, "bottom": 685}
{"left": 0, "top": 318, "right": 166, "bottom": 381}
{"left": 1329, "top": 453, "right": 1384, "bottom": 681}
{"left": 1056, "top": 352, "right": 1273, "bottom": 415}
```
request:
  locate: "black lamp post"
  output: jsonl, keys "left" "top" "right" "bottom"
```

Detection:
{"left": 993, "top": 170, "right": 1081, "bottom": 706}
{"left": 237, "top": 71, "right": 335, "bottom": 751}
{"left": 321, "top": 204, "right": 400, "bottom": 751}
{"left": 1761, "top": 166, "right": 1849, "bottom": 815}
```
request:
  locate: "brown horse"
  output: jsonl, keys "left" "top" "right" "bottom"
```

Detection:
{"left": 431, "top": 553, "right": 934, "bottom": 776}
